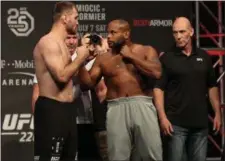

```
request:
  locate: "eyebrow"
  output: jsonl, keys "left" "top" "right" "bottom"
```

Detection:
{"left": 173, "top": 29, "right": 186, "bottom": 32}
{"left": 67, "top": 36, "right": 76, "bottom": 38}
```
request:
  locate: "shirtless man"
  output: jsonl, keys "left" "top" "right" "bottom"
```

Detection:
{"left": 33, "top": 2, "right": 91, "bottom": 161}
{"left": 79, "top": 19, "right": 162, "bottom": 161}
{"left": 32, "top": 33, "right": 78, "bottom": 112}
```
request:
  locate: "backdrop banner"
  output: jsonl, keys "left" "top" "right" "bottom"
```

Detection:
{"left": 1, "top": 1, "right": 197, "bottom": 161}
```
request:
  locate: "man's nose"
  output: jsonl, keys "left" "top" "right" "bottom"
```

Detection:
{"left": 107, "top": 34, "right": 111, "bottom": 39}
{"left": 177, "top": 33, "right": 182, "bottom": 39}
{"left": 69, "top": 39, "right": 74, "bottom": 44}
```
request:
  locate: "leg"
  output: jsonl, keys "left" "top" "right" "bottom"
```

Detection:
{"left": 187, "top": 128, "right": 208, "bottom": 161}
{"left": 34, "top": 97, "right": 70, "bottom": 161}
{"left": 34, "top": 106, "right": 54, "bottom": 161}
{"left": 95, "top": 130, "right": 108, "bottom": 161}
{"left": 61, "top": 117, "right": 78, "bottom": 161}
{"left": 163, "top": 125, "right": 188, "bottom": 161}
{"left": 106, "top": 104, "right": 132, "bottom": 161}
{"left": 133, "top": 102, "right": 162, "bottom": 161}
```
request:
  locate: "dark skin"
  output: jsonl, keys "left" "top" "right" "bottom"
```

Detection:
{"left": 79, "top": 20, "right": 162, "bottom": 99}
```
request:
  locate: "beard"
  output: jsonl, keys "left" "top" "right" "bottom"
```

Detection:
{"left": 111, "top": 38, "right": 126, "bottom": 53}
{"left": 68, "top": 47, "right": 75, "bottom": 55}
{"left": 114, "top": 39, "right": 125, "bottom": 47}
{"left": 66, "top": 24, "right": 76, "bottom": 35}
{"left": 68, "top": 45, "right": 76, "bottom": 51}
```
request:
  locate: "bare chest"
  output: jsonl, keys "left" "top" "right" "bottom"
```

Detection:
{"left": 101, "top": 54, "right": 137, "bottom": 77}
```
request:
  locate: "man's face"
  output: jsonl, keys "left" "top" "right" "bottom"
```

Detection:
{"left": 65, "top": 7, "right": 79, "bottom": 35}
{"left": 172, "top": 21, "right": 193, "bottom": 48}
{"left": 107, "top": 22, "right": 126, "bottom": 48}
{"left": 65, "top": 34, "right": 78, "bottom": 55}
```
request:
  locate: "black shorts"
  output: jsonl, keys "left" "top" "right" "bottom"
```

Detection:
{"left": 34, "top": 96, "right": 77, "bottom": 161}
{"left": 91, "top": 90, "right": 107, "bottom": 132}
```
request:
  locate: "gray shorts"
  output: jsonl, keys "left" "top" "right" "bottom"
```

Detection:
{"left": 106, "top": 96, "right": 162, "bottom": 161}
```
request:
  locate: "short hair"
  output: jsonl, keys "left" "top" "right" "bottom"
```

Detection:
{"left": 117, "top": 19, "right": 130, "bottom": 31}
{"left": 109, "top": 19, "right": 131, "bottom": 32}
{"left": 53, "top": 1, "right": 76, "bottom": 22}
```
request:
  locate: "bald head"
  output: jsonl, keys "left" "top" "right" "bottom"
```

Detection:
{"left": 172, "top": 17, "right": 194, "bottom": 49}
{"left": 173, "top": 17, "right": 192, "bottom": 30}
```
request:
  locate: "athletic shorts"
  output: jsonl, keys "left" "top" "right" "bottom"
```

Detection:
{"left": 34, "top": 96, "right": 77, "bottom": 161}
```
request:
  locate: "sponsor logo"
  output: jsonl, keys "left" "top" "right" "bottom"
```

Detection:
{"left": 2, "top": 72, "right": 35, "bottom": 86}
{"left": 7, "top": 7, "right": 35, "bottom": 37}
{"left": 1, "top": 113, "right": 34, "bottom": 143}
{"left": 51, "top": 156, "right": 60, "bottom": 161}
{"left": 1, "top": 59, "right": 35, "bottom": 86}
{"left": 196, "top": 58, "right": 203, "bottom": 62}
{"left": 133, "top": 19, "right": 173, "bottom": 27}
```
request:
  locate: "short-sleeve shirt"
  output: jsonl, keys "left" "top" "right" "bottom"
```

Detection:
{"left": 155, "top": 47, "right": 217, "bottom": 128}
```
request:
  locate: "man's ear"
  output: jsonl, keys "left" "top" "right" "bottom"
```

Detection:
{"left": 61, "top": 14, "right": 67, "bottom": 24}
{"left": 190, "top": 27, "right": 194, "bottom": 37}
{"left": 124, "top": 31, "right": 130, "bottom": 39}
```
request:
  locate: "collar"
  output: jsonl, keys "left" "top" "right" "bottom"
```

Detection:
{"left": 172, "top": 45, "right": 198, "bottom": 56}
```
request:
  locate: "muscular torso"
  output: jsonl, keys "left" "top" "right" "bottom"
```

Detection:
{"left": 34, "top": 34, "right": 74, "bottom": 102}
{"left": 99, "top": 44, "right": 152, "bottom": 99}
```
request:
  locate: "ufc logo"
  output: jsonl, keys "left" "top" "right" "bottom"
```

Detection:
{"left": 2, "top": 113, "right": 34, "bottom": 131}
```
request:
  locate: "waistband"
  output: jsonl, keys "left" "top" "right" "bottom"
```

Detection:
{"left": 37, "top": 96, "right": 75, "bottom": 106}
{"left": 107, "top": 95, "right": 153, "bottom": 106}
